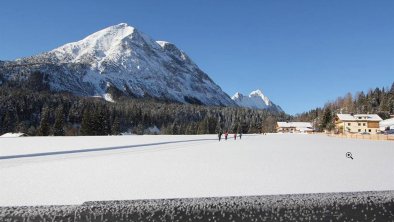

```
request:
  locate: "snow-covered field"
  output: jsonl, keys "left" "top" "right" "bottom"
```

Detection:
{"left": 0, "top": 134, "right": 393, "bottom": 206}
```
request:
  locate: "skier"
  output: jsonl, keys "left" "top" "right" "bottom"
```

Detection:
{"left": 234, "top": 133, "right": 237, "bottom": 140}
{"left": 239, "top": 133, "right": 242, "bottom": 140}
{"left": 218, "top": 131, "right": 222, "bottom": 141}
{"left": 225, "top": 131, "right": 228, "bottom": 140}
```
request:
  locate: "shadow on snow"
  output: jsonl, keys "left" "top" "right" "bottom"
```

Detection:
{"left": 0, "top": 138, "right": 217, "bottom": 160}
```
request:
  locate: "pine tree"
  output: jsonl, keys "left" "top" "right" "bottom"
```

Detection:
{"left": 0, "top": 84, "right": 292, "bottom": 136}
{"left": 2, "top": 111, "right": 15, "bottom": 133}
{"left": 80, "top": 109, "right": 92, "bottom": 135}
{"left": 390, "top": 82, "right": 394, "bottom": 94}
{"left": 207, "top": 117, "right": 217, "bottom": 134}
{"left": 111, "top": 116, "right": 121, "bottom": 135}
{"left": 197, "top": 119, "right": 208, "bottom": 134}
{"left": 171, "top": 120, "right": 179, "bottom": 134}
{"left": 320, "top": 107, "right": 333, "bottom": 131}
{"left": 237, "top": 124, "right": 242, "bottom": 134}
{"left": 38, "top": 106, "right": 50, "bottom": 136}
{"left": 53, "top": 105, "right": 65, "bottom": 136}
{"left": 185, "top": 122, "right": 197, "bottom": 135}
{"left": 215, "top": 120, "right": 222, "bottom": 133}
{"left": 89, "top": 107, "right": 110, "bottom": 135}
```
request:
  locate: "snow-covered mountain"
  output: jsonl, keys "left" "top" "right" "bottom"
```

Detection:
{"left": 232, "top": 90, "right": 283, "bottom": 112}
{"left": 0, "top": 23, "right": 235, "bottom": 106}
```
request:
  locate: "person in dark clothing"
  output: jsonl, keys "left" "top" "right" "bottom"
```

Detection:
{"left": 239, "top": 133, "right": 242, "bottom": 139}
{"left": 225, "top": 132, "right": 228, "bottom": 140}
{"left": 218, "top": 131, "right": 222, "bottom": 141}
{"left": 234, "top": 133, "right": 237, "bottom": 140}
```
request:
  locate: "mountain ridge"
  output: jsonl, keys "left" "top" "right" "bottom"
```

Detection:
{"left": 232, "top": 89, "right": 283, "bottom": 112}
{"left": 0, "top": 23, "right": 236, "bottom": 106}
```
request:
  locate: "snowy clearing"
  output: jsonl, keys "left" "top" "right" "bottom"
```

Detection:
{"left": 0, "top": 134, "right": 393, "bottom": 206}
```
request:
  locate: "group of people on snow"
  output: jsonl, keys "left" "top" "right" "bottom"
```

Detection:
{"left": 218, "top": 131, "right": 242, "bottom": 141}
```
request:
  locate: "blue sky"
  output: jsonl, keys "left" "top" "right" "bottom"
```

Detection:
{"left": 0, "top": 0, "right": 393, "bottom": 114}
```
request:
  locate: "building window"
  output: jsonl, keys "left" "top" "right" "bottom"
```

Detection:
{"left": 363, "top": 123, "right": 366, "bottom": 126}
{"left": 358, "top": 123, "right": 361, "bottom": 126}
{"left": 358, "top": 129, "right": 361, "bottom": 132}
{"left": 348, "top": 123, "right": 351, "bottom": 126}
{"left": 369, "top": 129, "right": 371, "bottom": 132}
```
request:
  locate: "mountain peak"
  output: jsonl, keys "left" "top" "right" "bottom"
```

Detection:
{"left": 250, "top": 89, "right": 264, "bottom": 97}
{"left": 113, "top": 22, "right": 129, "bottom": 28}
{"left": 231, "top": 92, "right": 244, "bottom": 100}
{"left": 7, "top": 23, "right": 236, "bottom": 107}
{"left": 104, "top": 23, "right": 136, "bottom": 34}
{"left": 232, "top": 89, "right": 283, "bottom": 112}
{"left": 249, "top": 89, "right": 270, "bottom": 105}
{"left": 43, "top": 23, "right": 144, "bottom": 65}
{"left": 66, "top": 22, "right": 136, "bottom": 46}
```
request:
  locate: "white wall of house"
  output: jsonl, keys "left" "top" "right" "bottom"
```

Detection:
{"left": 342, "top": 122, "right": 379, "bottom": 134}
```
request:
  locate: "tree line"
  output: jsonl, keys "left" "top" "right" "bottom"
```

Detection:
{"left": 0, "top": 85, "right": 288, "bottom": 136}
{"left": 294, "top": 82, "right": 394, "bottom": 132}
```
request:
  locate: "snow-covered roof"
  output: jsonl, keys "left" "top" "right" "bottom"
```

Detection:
{"left": 298, "top": 127, "right": 314, "bottom": 132}
{"left": 277, "top": 122, "right": 312, "bottom": 128}
{"left": 380, "top": 118, "right": 394, "bottom": 127}
{"left": 336, "top": 114, "right": 382, "bottom": 122}
{"left": 0, "top": 132, "right": 27, "bottom": 138}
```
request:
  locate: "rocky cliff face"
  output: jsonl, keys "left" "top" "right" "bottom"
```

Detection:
{"left": 0, "top": 23, "right": 235, "bottom": 106}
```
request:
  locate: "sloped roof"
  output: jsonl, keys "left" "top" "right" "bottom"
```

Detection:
{"left": 277, "top": 122, "right": 312, "bottom": 128}
{"left": 298, "top": 127, "right": 314, "bottom": 132}
{"left": 336, "top": 114, "right": 382, "bottom": 122}
{"left": 380, "top": 118, "right": 394, "bottom": 127}
{"left": 0, "top": 132, "right": 27, "bottom": 137}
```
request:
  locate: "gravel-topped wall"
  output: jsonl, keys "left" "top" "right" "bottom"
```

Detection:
{"left": 1, "top": 191, "right": 394, "bottom": 221}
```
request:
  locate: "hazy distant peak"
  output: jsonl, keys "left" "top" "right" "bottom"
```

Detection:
{"left": 231, "top": 92, "right": 244, "bottom": 100}
{"left": 249, "top": 89, "right": 270, "bottom": 106}
{"left": 232, "top": 89, "right": 283, "bottom": 112}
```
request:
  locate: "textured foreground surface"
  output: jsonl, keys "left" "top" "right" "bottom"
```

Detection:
{"left": 0, "top": 191, "right": 393, "bottom": 222}
{"left": 1, "top": 134, "right": 394, "bottom": 206}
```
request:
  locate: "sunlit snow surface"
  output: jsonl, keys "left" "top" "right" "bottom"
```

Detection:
{"left": 0, "top": 134, "right": 393, "bottom": 206}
